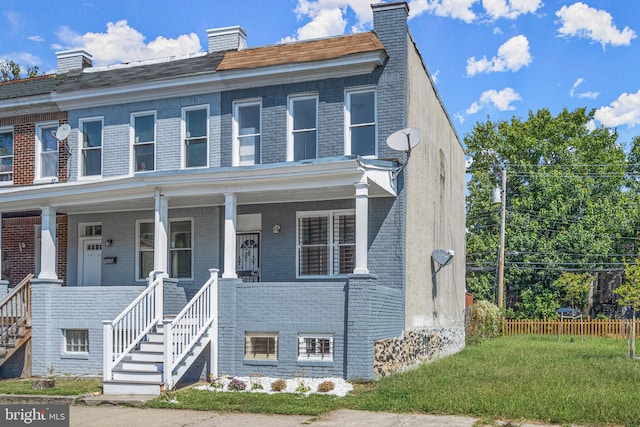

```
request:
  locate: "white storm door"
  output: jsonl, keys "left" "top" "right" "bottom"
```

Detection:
{"left": 80, "top": 238, "right": 102, "bottom": 285}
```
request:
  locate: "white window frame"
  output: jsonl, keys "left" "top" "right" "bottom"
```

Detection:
{"left": 298, "top": 334, "right": 334, "bottom": 361}
{"left": 78, "top": 117, "right": 104, "bottom": 179}
{"left": 232, "top": 98, "right": 262, "bottom": 166}
{"left": 0, "top": 125, "right": 14, "bottom": 185}
{"left": 136, "top": 218, "right": 194, "bottom": 281}
{"left": 244, "top": 332, "right": 278, "bottom": 360}
{"left": 135, "top": 220, "right": 155, "bottom": 281}
{"left": 35, "top": 121, "right": 60, "bottom": 184}
{"left": 181, "top": 105, "right": 209, "bottom": 169}
{"left": 63, "top": 329, "right": 89, "bottom": 354}
{"left": 169, "top": 218, "right": 194, "bottom": 280}
{"left": 131, "top": 111, "right": 156, "bottom": 173}
{"left": 344, "top": 87, "right": 377, "bottom": 157}
{"left": 296, "top": 209, "right": 356, "bottom": 278}
{"left": 287, "top": 93, "right": 318, "bottom": 162}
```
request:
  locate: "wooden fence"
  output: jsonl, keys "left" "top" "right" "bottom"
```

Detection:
{"left": 502, "top": 318, "right": 634, "bottom": 339}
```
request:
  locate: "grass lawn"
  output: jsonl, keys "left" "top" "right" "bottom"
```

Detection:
{"left": 150, "top": 335, "right": 640, "bottom": 426}
{"left": 0, "top": 377, "right": 102, "bottom": 396}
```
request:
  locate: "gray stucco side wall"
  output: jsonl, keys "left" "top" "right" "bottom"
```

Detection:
{"left": 31, "top": 282, "right": 145, "bottom": 376}
{"left": 404, "top": 33, "right": 466, "bottom": 332}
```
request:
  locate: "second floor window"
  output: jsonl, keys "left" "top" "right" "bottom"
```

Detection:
{"left": 288, "top": 95, "right": 318, "bottom": 161}
{"left": 233, "top": 100, "right": 261, "bottom": 166}
{"left": 133, "top": 113, "right": 155, "bottom": 172}
{"left": 0, "top": 127, "right": 13, "bottom": 183}
{"left": 36, "top": 123, "right": 59, "bottom": 181}
{"left": 183, "top": 107, "right": 208, "bottom": 168}
{"left": 80, "top": 118, "right": 103, "bottom": 177}
{"left": 346, "top": 89, "right": 376, "bottom": 157}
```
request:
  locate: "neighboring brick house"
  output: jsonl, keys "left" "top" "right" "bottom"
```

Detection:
{"left": 0, "top": 2, "right": 466, "bottom": 393}
{"left": 0, "top": 75, "right": 69, "bottom": 289}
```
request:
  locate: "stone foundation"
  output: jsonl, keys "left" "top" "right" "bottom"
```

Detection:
{"left": 373, "top": 326, "right": 465, "bottom": 376}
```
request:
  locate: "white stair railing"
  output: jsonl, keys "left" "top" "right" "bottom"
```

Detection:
{"left": 164, "top": 268, "right": 218, "bottom": 389}
{"left": 103, "top": 271, "right": 165, "bottom": 382}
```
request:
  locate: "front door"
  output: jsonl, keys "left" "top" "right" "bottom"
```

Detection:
{"left": 80, "top": 239, "right": 102, "bottom": 285}
{"left": 236, "top": 233, "right": 260, "bottom": 282}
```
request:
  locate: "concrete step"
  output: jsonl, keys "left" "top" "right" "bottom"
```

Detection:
{"left": 127, "top": 350, "right": 163, "bottom": 363}
{"left": 121, "top": 360, "right": 162, "bottom": 372}
{"left": 145, "top": 333, "right": 163, "bottom": 343}
{"left": 103, "top": 380, "right": 162, "bottom": 396}
{"left": 112, "top": 369, "right": 163, "bottom": 383}
{"left": 139, "top": 341, "right": 163, "bottom": 352}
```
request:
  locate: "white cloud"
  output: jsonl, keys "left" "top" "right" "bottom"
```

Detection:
{"left": 4, "top": 11, "right": 21, "bottom": 33}
{"left": 281, "top": 0, "right": 374, "bottom": 42}
{"left": 28, "top": 35, "right": 44, "bottom": 42}
{"left": 466, "top": 35, "right": 531, "bottom": 76}
{"left": 466, "top": 87, "right": 522, "bottom": 114}
{"left": 570, "top": 78, "right": 599, "bottom": 99}
{"left": 281, "top": 7, "right": 347, "bottom": 43}
{"left": 482, "top": 0, "right": 542, "bottom": 20}
{"left": 55, "top": 20, "right": 201, "bottom": 66}
{"left": 556, "top": 2, "right": 636, "bottom": 48}
{"left": 409, "top": 0, "right": 477, "bottom": 23}
{"left": 594, "top": 90, "right": 640, "bottom": 128}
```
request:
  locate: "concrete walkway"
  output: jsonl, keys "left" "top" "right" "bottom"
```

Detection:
{"left": 69, "top": 406, "right": 488, "bottom": 427}
{"left": 0, "top": 394, "right": 582, "bottom": 427}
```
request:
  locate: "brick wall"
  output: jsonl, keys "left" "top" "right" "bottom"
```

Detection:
{"left": 1, "top": 214, "right": 68, "bottom": 286}
{"left": 0, "top": 112, "right": 68, "bottom": 186}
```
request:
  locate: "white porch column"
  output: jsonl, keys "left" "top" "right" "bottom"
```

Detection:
{"left": 39, "top": 206, "right": 58, "bottom": 280}
{"left": 222, "top": 193, "right": 237, "bottom": 279}
{"left": 354, "top": 180, "right": 370, "bottom": 275}
{"left": 154, "top": 189, "right": 169, "bottom": 274}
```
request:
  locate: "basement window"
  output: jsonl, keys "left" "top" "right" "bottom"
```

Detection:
{"left": 64, "top": 329, "right": 89, "bottom": 353}
{"left": 244, "top": 332, "right": 278, "bottom": 360}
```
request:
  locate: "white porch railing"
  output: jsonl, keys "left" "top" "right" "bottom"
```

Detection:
{"left": 164, "top": 268, "right": 218, "bottom": 389}
{"left": 103, "top": 271, "right": 165, "bottom": 382}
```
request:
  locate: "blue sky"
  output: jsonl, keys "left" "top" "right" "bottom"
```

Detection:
{"left": 2, "top": 0, "right": 639, "bottom": 146}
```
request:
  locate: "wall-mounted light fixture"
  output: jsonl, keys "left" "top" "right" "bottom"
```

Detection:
{"left": 272, "top": 224, "right": 281, "bottom": 234}
{"left": 105, "top": 239, "right": 113, "bottom": 247}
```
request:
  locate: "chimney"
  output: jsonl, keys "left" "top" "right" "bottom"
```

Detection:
{"left": 56, "top": 49, "right": 93, "bottom": 74}
{"left": 372, "top": 1, "right": 409, "bottom": 34}
{"left": 206, "top": 26, "right": 247, "bottom": 53}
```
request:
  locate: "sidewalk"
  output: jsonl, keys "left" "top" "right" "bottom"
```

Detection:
{"left": 70, "top": 406, "right": 482, "bottom": 427}
{"left": 0, "top": 394, "right": 581, "bottom": 427}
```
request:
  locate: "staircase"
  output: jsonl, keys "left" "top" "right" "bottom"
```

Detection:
{"left": 103, "top": 269, "right": 219, "bottom": 395}
{"left": 0, "top": 274, "right": 34, "bottom": 373}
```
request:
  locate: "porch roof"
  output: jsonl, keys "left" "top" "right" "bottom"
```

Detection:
{"left": 0, "top": 157, "right": 398, "bottom": 215}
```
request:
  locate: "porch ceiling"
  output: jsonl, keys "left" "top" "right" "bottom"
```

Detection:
{"left": 0, "top": 158, "right": 397, "bottom": 215}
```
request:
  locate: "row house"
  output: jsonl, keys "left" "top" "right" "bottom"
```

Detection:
{"left": 0, "top": 2, "right": 466, "bottom": 394}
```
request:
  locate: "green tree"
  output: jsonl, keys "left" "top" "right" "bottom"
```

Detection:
{"left": 0, "top": 60, "right": 40, "bottom": 81}
{"left": 615, "top": 259, "right": 640, "bottom": 358}
{"left": 466, "top": 108, "right": 640, "bottom": 316}
{"left": 553, "top": 272, "right": 593, "bottom": 314}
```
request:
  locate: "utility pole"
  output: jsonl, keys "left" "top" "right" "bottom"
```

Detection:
{"left": 497, "top": 167, "right": 507, "bottom": 310}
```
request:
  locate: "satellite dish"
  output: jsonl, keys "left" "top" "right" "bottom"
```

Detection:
{"left": 386, "top": 127, "right": 422, "bottom": 153}
{"left": 432, "top": 249, "right": 455, "bottom": 267}
{"left": 55, "top": 124, "right": 71, "bottom": 141}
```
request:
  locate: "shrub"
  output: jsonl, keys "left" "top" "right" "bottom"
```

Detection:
{"left": 296, "top": 380, "right": 311, "bottom": 394}
{"left": 317, "top": 380, "right": 335, "bottom": 393}
{"left": 270, "top": 379, "right": 286, "bottom": 392}
{"left": 227, "top": 377, "right": 246, "bottom": 391}
{"left": 467, "top": 299, "right": 500, "bottom": 343}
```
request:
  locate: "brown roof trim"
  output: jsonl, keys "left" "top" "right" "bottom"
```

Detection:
{"left": 0, "top": 74, "right": 56, "bottom": 87}
{"left": 217, "top": 32, "right": 386, "bottom": 71}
